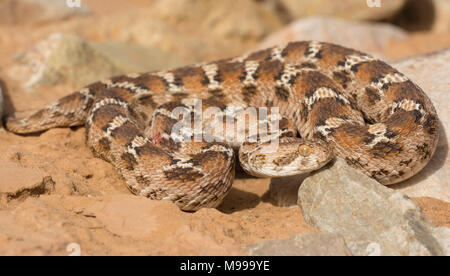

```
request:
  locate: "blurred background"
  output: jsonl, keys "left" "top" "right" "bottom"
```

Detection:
{"left": 0, "top": 0, "right": 449, "bottom": 109}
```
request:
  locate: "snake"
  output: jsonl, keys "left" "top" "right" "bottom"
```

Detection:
{"left": 3, "top": 41, "right": 439, "bottom": 211}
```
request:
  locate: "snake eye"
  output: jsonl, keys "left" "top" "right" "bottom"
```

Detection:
{"left": 298, "top": 144, "right": 312, "bottom": 156}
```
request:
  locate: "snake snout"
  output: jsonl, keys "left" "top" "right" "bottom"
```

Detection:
{"left": 238, "top": 137, "right": 333, "bottom": 178}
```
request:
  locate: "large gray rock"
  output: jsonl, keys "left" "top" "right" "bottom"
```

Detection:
{"left": 257, "top": 17, "right": 407, "bottom": 59}
{"left": 433, "top": 227, "right": 450, "bottom": 256}
{"left": 298, "top": 159, "right": 446, "bottom": 256}
{"left": 8, "top": 33, "right": 191, "bottom": 91}
{"left": 391, "top": 49, "right": 450, "bottom": 202}
{"left": 246, "top": 233, "right": 351, "bottom": 256}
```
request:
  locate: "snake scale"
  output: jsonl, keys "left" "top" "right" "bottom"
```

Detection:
{"left": 4, "top": 41, "right": 439, "bottom": 211}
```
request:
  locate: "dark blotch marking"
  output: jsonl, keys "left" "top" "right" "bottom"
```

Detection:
{"left": 208, "top": 88, "right": 225, "bottom": 99}
{"left": 365, "top": 87, "right": 381, "bottom": 104}
{"left": 370, "top": 141, "right": 403, "bottom": 158}
{"left": 273, "top": 153, "right": 297, "bottom": 167}
{"left": 121, "top": 152, "right": 138, "bottom": 171}
{"left": 384, "top": 127, "right": 398, "bottom": 139}
{"left": 400, "top": 159, "right": 413, "bottom": 166}
{"left": 97, "top": 137, "right": 111, "bottom": 152}
{"left": 371, "top": 169, "right": 389, "bottom": 179}
{"left": 333, "top": 71, "right": 351, "bottom": 89}
{"left": 275, "top": 86, "right": 290, "bottom": 101}
{"left": 423, "top": 114, "right": 438, "bottom": 135}
{"left": 345, "top": 157, "right": 367, "bottom": 168}
{"left": 242, "top": 85, "right": 258, "bottom": 103}
{"left": 137, "top": 95, "right": 157, "bottom": 108}
{"left": 299, "top": 62, "right": 317, "bottom": 69}
{"left": 416, "top": 143, "right": 431, "bottom": 160}
{"left": 110, "top": 121, "right": 140, "bottom": 139}
{"left": 363, "top": 133, "right": 376, "bottom": 144}
{"left": 164, "top": 167, "right": 204, "bottom": 182}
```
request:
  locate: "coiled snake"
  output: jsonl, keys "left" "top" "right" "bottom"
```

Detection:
{"left": 4, "top": 41, "right": 439, "bottom": 211}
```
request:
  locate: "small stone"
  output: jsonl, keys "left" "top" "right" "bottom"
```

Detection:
{"left": 8, "top": 33, "right": 125, "bottom": 89}
{"left": 246, "top": 233, "right": 351, "bottom": 256}
{"left": 0, "top": 161, "right": 55, "bottom": 203}
{"left": 298, "top": 158, "right": 447, "bottom": 256}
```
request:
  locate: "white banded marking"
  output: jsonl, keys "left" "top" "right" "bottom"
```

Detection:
{"left": 156, "top": 71, "right": 183, "bottom": 93}
{"left": 304, "top": 41, "right": 322, "bottom": 62}
{"left": 340, "top": 54, "right": 377, "bottom": 71}
{"left": 367, "top": 73, "right": 409, "bottom": 97}
{"left": 202, "top": 63, "right": 222, "bottom": 90}
{"left": 243, "top": 60, "right": 260, "bottom": 86}
{"left": 304, "top": 87, "right": 350, "bottom": 109}
{"left": 270, "top": 45, "right": 286, "bottom": 62}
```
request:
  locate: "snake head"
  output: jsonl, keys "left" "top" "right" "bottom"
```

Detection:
{"left": 238, "top": 137, "right": 333, "bottom": 178}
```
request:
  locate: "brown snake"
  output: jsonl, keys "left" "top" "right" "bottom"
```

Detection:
{"left": 4, "top": 41, "right": 439, "bottom": 211}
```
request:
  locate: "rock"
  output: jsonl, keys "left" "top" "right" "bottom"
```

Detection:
{"left": 8, "top": 33, "right": 125, "bottom": 89}
{"left": 246, "top": 233, "right": 351, "bottom": 256}
{"left": 279, "top": 0, "right": 406, "bottom": 21}
{"left": 269, "top": 175, "right": 308, "bottom": 207}
{"left": 257, "top": 17, "right": 407, "bottom": 59}
{"left": 391, "top": 49, "right": 450, "bottom": 203}
{"left": 433, "top": 227, "right": 450, "bottom": 256}
{"left": 298, "top": 159, "right": 447, "bottom": 256}
{"left": 0, "top": 0, "right": 90, "bottom": 25}
{"left": 0, "top": 161, "right": 55, "bottom": 204}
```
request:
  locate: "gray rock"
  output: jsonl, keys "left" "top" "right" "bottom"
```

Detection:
{"left": 257, "top": 17, "right": 407, "bottom": 59}
{"left": 298, "top": 158, "right": 447, "bottom": 256}
{"left": 8, "top": 33, "right": 125, "bottom": 89}
{"left": 246, "top": 233, "right": 351, "bottom": 256}
{"left": 433, "top": 227, "right": 450, "bottom": 256}
{"left": 390, "top": 49, "right": 450, "bottom": 203}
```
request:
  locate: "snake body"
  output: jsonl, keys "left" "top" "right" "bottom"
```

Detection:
{"left": 4, "top": 41, "right": 439, "bottom": 211}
